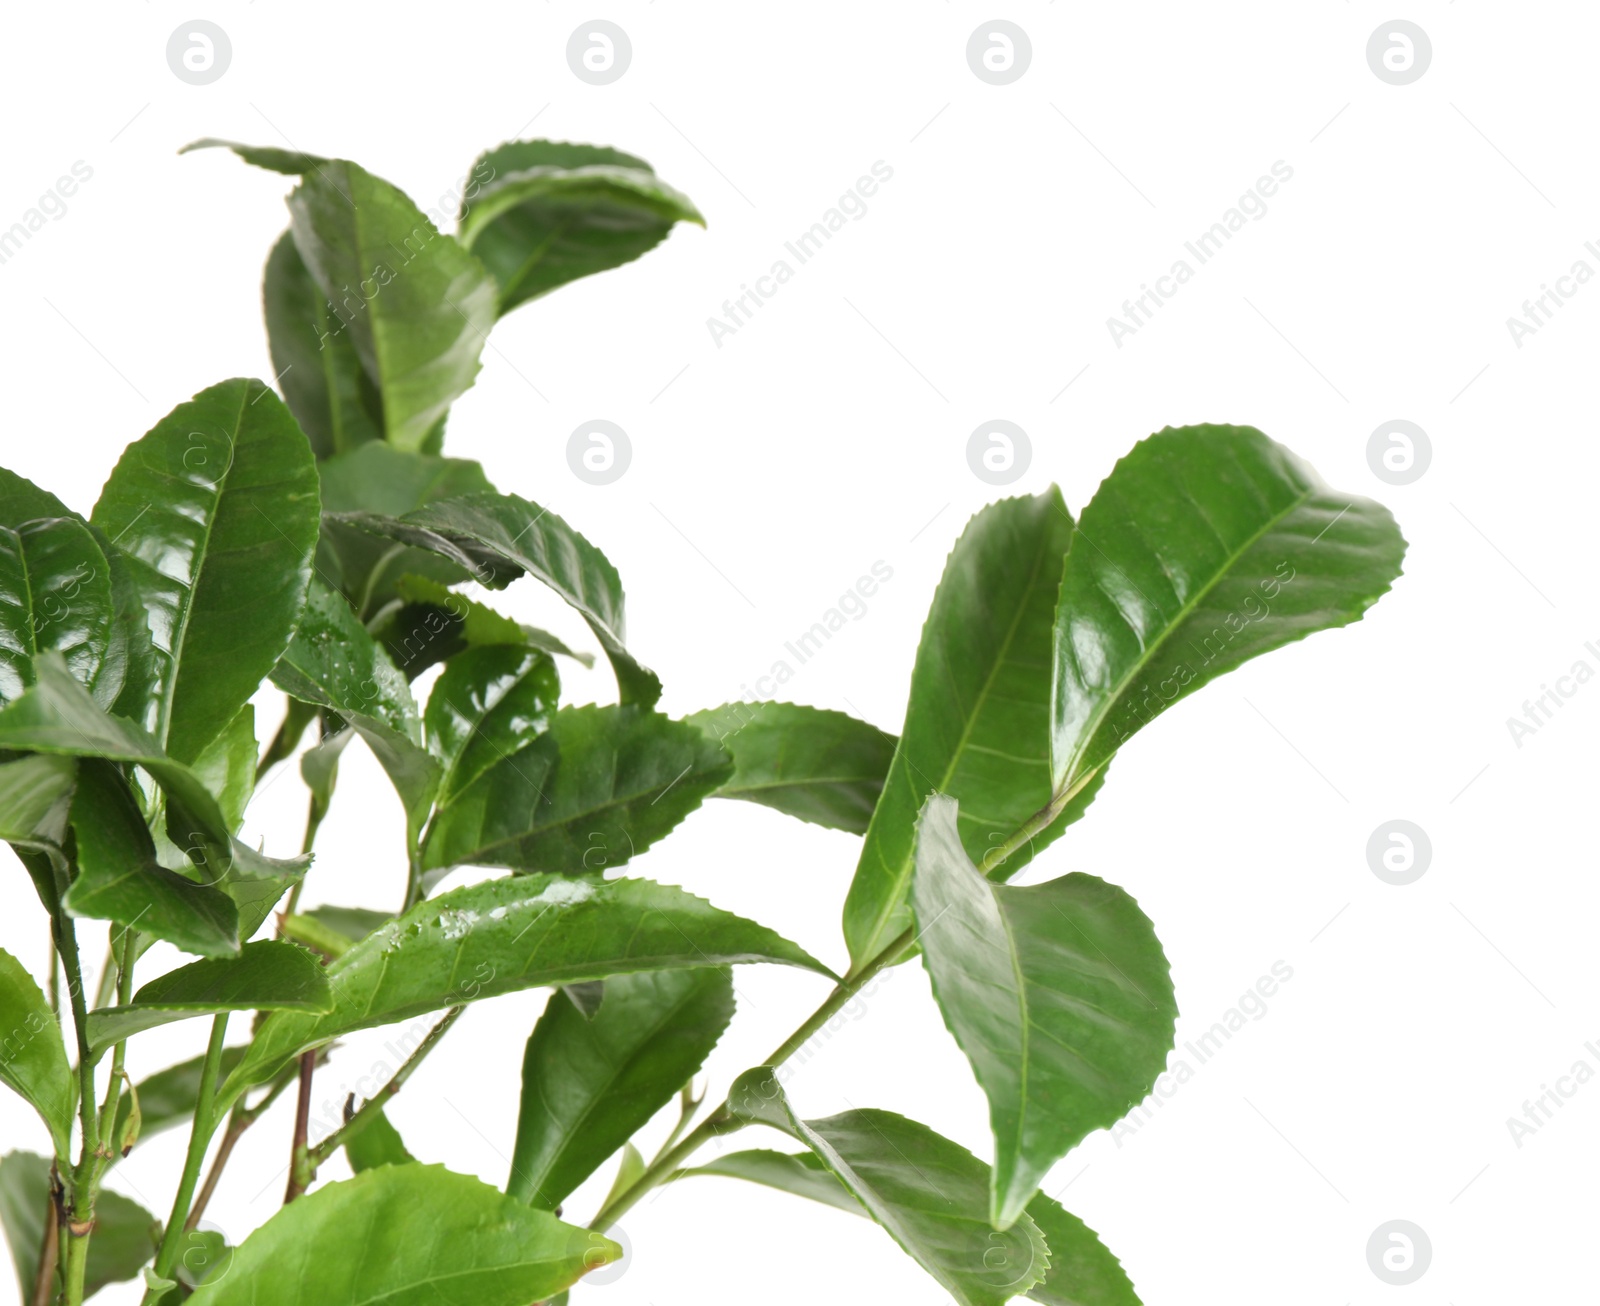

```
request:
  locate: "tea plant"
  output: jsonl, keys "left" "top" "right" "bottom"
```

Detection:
{"left": 0, "top": 134, "right": 1406, "bottom": 1305}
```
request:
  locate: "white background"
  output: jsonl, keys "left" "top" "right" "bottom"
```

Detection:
{"left": 1, "top": 3, "right": 1596, "bottom": 1302}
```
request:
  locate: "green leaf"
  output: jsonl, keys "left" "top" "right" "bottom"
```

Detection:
{"left": 599, "top": 1141, "right": 646, "bottom": 1211}
{"left": 0, "top": 515, "right": 114, "bottom": 708}
{"left": 192, "top": 703, "right": 256, "bottom": 832}
{"left": 677, "top": 1147, "right": 1138, "bottom": 1305}
{"left": 727, "top": 1071, "right": 1049, "bottom": 1306}
{"left": 222, "top": 873, "right": 829, "bottom": 1099}
{"left": 317, "top": 443, "right": 495, "bottom": 617}
{"left": 509, "top": 967, "right": 733, "bottom": 1209}
{"left": 425, "top": 645, "right": 558, "bottom": 808}
{"left": 284, "top": 160, "right": 498, "bottom": 452}
{"left": 263, "top": 228, "right": 384, "bottom": 459}
{"left": 1052, "top": 424, "right": 1406, "bottom": 791}
{"left": 184, "top": 1164, "right": 616, "bottom": 1306}
{"left": 458, "top": 140, "right": 704, "bottom": 314}
{"left": 0, "top": 1151, "right": 157, "bottom": 1297}
{"left": 675, "top": 1147, "right": 863, "bottom": 1215}
{"left": 330, "top": 492, "right": 658, "bottom": 705}
{"left": 87, "top": 939, "right": 334, "bottom": 1053}
{"left": 111, "top": 1048, "right": 247, "bottom": 1159}
{"left": 271, "top": 581, "right": 438, "bottom": 831}
{"left": 420, "top": 704, "right": 730, "bottom": 882}
{"left": 172, "top": 1228, "right": 233, "bottom": 1293}
{"left": 66, "top": 760, "right": 241, "bottom": 959}
{"left": 690, "top": 702, "right": 896, "bottom": 835}
{"left": 89, "top": 377, "right": 320, "bottom": 762}
{"left": 843, "top": 490, "right": 1098, "bottom": 971}
{"left": 912, "top": 794, "right": 1177, "bottom": 1228}
{"left": 345, "top": 1108, "right": 416, "bottom": 1172}
{"left": 0, "top": 753, "right": 75, "bottom": 853}
{"left": 0, "top": 949, "right": 73, "bottom": 1159}
{"left": 180, "top": 137, "right": 327, "bottom": 175}
{"left": 378, "top": 573, "right": 591, "bottom": 679}
{"left": 281, "top": 905, "right": 392, "bottom": 960}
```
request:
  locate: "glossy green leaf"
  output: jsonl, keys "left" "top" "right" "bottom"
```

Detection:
{"left": 263, "top": 228, "right": 383, "bottom": 459}
{"left": 690, "top": 701, "right": 896, "bottom": 835}
{"left": 345, "top": 1108, "right": 416, "bottom": 1172}
{"left": 912, "top": 795, "right": 1177, "bottom": 1228}
{"left": 1052, "top": 424, "right": 1406, "bottom": 791}
{"left": 281, "top": 905, "right": 392, "bottom": 960}
{"left": 184, "top": 1164, "right": 616, "bottom": 1306}
{"left": 0, "top": 949, "right": 73, "bottom": 1159}
{"left": 330, "top": 492, "right": 658, "bottom": 705}
{"left": 0, "top": 1151, "right": 157, "bottom": 1297}
{"left": 111, "top": 1048, "right": 247, "bottom": 1159}
{"left": 377, "top": 573, "right": 590, "bottom": 679}
{"left": 87, "top": 940, "right": 333, "bottom": 1053}
{"left": 0, "top": 515, "right": 114, "bottom": 707}
{"left": 66, "top": 760, "right": 240, "bottom": 959}
{"left": 284, "top": 160, "right": 498, "bottom": 452}
{"left": 271, "top": 580, "right": 438, "bottom": 829}
{"left": 509, "top": 967, "right": 733, "bottom": 1209}
{"left": 425, "top": 644, "right": 558, "bottom": 808}
{"left": 192, "top": 703, "right": 256, "bottom": 833}
{"left": 89, "top": 377, "right": 320, "bottom": 762}
{"left": 0, "top": 753, "right": 75, "bottom": 854}
{"left": 677, "top": 1147, "right": 1138, "bottom": 1304}
{"left": 458, "top": 141, "right": 704, "bottom": 314}
{"left": 420, "top": 704, "right": 730, "bottom": 882}
{"left": 317, "top": 443, "right": 494, "bottom": 617}
{"left": 222, "top": 873, "right": 828, "bottom": 1099}
{"left": 728, "top": 1070, "right": 1049, "bottom": 1306}
{"left": 843, "top": 490, "right": 1100, "bottom": 971}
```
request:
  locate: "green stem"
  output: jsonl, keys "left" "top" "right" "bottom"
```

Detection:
{"left": 53, "top": 913, "right": 98, "bottom": 1306}
{"left": 91, "top": 930, "right": 139, "bottom": 1188}
{"left": 60, "top": 1227, "right": 89, "bottom": 1305}
{"left": 589, "top": 927, "right": 916, "bottom": 1233}
{"left": 976, "top": 765, "right": 1102, "bottom": 877}
{"left": 307, "top": 1007, "right": 464, "bottom": 1168}
{"left": 142, "top": 1014, "right": 230, "bottom": 1303}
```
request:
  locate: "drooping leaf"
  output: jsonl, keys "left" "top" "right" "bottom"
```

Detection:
{"left": 183, "top": 1164, "right": 616, "bottom": 1306}
{"left": 457, "top": 141, "right": 704, "bottom": 314}
{"left": 221, "top": 874, "right": 829, "bottom": 1100}
{"left": 677, "top": 1146, "right": 1138, "bottom": 1304}
{"left": 271, "top": 581, "right": 438, "bottom": 831}
{"left": 317, "top": 443, "right": 495, "bottom": 617}
{"left": 0, "top": 1151, "right": 157, "bottom": 1297}
{"left": 0, "top": 949, "right": 73, "bottom": 1160}
{"left": 263, "top": 227, "right": 383, "bottom": 459}
{"left": 87, "top": 939, "right": 333, "bottom": 1052}
{"left": 344, "top": 1108, "right": 416, "bottom": 1172}
{"left": 66, "top": 760, "right": 240, "bottom": 959}
{"left": 180, "top": 137, "right": 327, "bottom": 176}
{"left": 330, "top": 493, "right": 658, "bottom": 705}
{"left": 727, "top": 1071, "right": 1049, "bottom": 1306}
{"left": 420, "top": 704, "right": 729, "bottom": 883}
{"left": 509, "top": 967, "right": 733, "bottom": 1209}
{"left": 425, "top": 644, "right": 558, "bottom": 808}
{"left": 0, "top": 515, "right": 114, "bottom": 708}
{"left": 912, "top": 795, "right": 1177, "bottom": 1229}
{"left": 281, "top": 905, "right": 392, "bottom": 960}
{"left": 285, "top": 160, "right": 498, "bottom": 452}
{"left": 89, "top": 377, "right": 320, "bottom": 762}
{"left": 1051, "top": 424, "right": 1406, "bottom": 791}
{"left": 377, "top": 573, "right": 590, "bottom": 679}
{"left": 843, "top": 490, "right": 1100, "bottom": 971}
{"left": 690, "top": 702, "right": 896, "bottom": 835}
{"left": 111, "top": 1048, "right": 247, "bottom": 1159}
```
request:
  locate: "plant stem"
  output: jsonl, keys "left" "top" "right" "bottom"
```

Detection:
{"left": 91, "top": 929, "right": 139, "bottom": 1191}
{"left": 283, "top": 1052, "right": 317, "bottom": 1203}
{"left": 53, "top": 911, "right": 101, "bottom": 1306}
{"left": 976, "top": 764, "right": 1102, "bottom": 877}
{"left": 306, "top": 1006, "right": 464, "bottom": 1167}
{"left": 589, "top": 926, "right": 916, "bottom": 1232}
{"left": 29, "top": 1172, "right": 60, "bottom": 1306}
{"left": 142, "top": 1013, "right": 230, "bottom": 1304}
{"left": 184, "top": 1061, "right": 302, "bottom": 1232}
